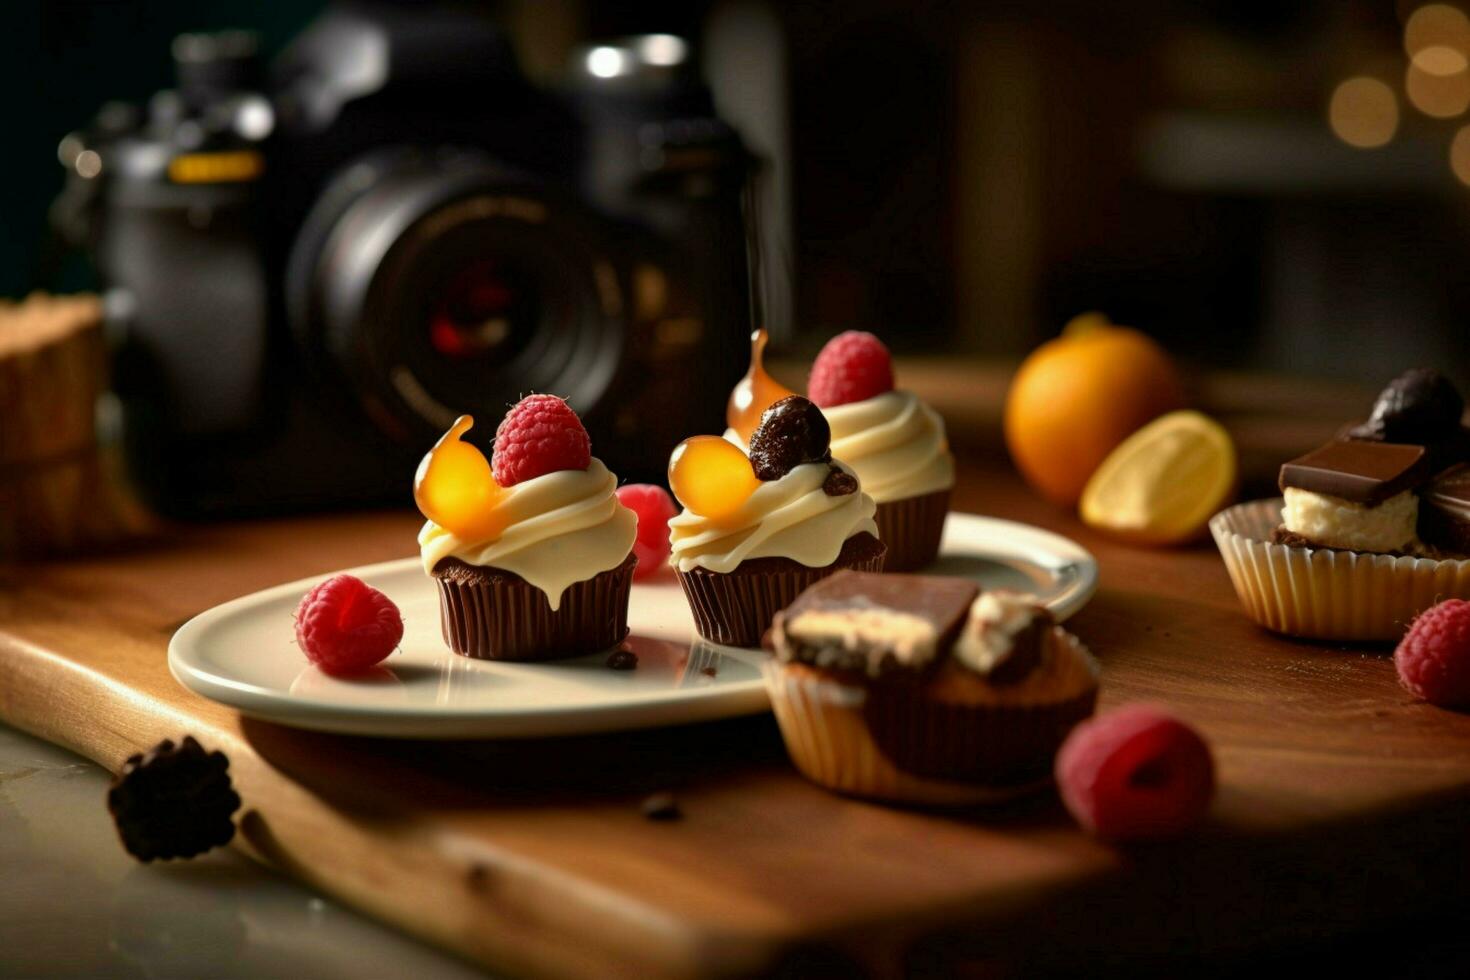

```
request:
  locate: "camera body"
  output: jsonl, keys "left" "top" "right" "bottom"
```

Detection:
{"left": 56, "top": 3, "right": 752, "bottom": 515}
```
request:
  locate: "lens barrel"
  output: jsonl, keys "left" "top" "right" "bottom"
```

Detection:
{"left": 287, "top": 150, "right": 625, "bottom": 445}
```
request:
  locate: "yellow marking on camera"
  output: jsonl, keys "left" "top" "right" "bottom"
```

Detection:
{"left": 168, "top": 151, "right": 264, "bottom": 184}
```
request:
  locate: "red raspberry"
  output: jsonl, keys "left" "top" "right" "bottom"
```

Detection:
{"left": 808, "top": 331, "right": 894, "bottom": 408}
{"left": 492, "top": 394, "right": 592, "bottom": 487}
{"left": 1396, "top": 599, "right": 1470, "bottom": 707}
{"left": 1055, "top": 704, "right": 1215, "bottom": 840}
{"left": 294, "top": 575, "right": 403, "bottom": 675}
{"left": 616, "top": 483, "right": 677, "bottom": 581}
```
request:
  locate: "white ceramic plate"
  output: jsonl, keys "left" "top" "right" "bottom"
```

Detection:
{"left": 169, "top": 513, "right": 1097, "bottom": 738}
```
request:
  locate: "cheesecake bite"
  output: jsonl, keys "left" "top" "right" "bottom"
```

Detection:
{"left": 1212, "top": 368, "right": 1470, "bottom": 642}
{"left": 1271, "top": 369, "right": 1470, "bottom": 557}
{"left": 1274, "top": 441, "right": 1431, "bottom": 553}
{"left": 765, "top": 572, "right": 1098, "bottom": 806}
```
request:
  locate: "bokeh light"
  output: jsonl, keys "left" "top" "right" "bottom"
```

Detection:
{"left": 1406, "top": 59, "right": 1470, "bottom": 116}
{"left": 1405, "top": 4, "right": 1470, "bottom": 72}
{"left": 637, "top": 35, "right": 687, "bottom": 66}
{"left": 1450, "top": 124, "right": 1470, "bottom": 184}
{"left": 1415, "top": 43, "right": 1469, "bottom": 75}
{"left": 74, "top": 149, "right": 102, "bottom": 179}
{"left": 585, "top": 46, "right": 628, "bottom": 78}
{"left": 1328, "top": 77, "right": 1400, "bottom": 147}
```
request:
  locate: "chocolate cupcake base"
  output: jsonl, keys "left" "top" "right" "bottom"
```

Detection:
{"left": 676, "top": 532, "right": 886, "bottom": 647}
{"left": 874, "top": 488, "right": 951, "bottom": 572}
{"left": 432, "top": 554, "right": 636, "bottom": 661}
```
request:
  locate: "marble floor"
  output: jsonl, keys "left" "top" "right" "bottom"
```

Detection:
{"left": 0, "top": 723, "right": 488, "bottom": 979}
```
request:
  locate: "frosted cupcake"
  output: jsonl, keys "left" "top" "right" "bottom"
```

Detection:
{"left": 414, "top": 396, "right": 636, "bottom": 661}
{"left": 809, "top": 332, "right": 954, "bottom": 570}
{"left": 725, "top": 329, "right": 955, "bottom": 571}
{"left": 669, "top": 395, "right": 886, "bottom": 647}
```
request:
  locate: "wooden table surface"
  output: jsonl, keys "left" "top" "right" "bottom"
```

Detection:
{"left": 4, "top": 440, "right": 1470, "bottom": 977}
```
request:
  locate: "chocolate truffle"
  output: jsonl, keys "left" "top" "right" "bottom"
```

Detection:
{"left": 1349, "top": 368, "right": 1465, "bottom": 444}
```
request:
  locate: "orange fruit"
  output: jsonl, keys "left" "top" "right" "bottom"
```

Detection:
{"left": 1080, "top": 410, "right": 1236, "bottom": 544}
{"left": 1004, "top": 314, "right": 1186, "bottom": 506}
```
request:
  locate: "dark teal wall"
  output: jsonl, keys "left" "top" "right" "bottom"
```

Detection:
{"left": 0, "top": 2, "right": 325, "bottom": 298}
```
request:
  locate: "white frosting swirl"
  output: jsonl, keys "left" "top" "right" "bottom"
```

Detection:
{"left": 822, "top": 391, "right": 955, "bottom": 503}
{"left": 669, "top": 460, "right": 878, "bottom": 574}
{"left": 419, "top": 458, "right": 636, "bottom": 610}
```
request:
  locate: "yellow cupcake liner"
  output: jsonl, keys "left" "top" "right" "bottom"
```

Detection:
{"left": 761, "top": 635, "right": 1095, "bottom": 807}
{"left": 1210, "top": 498, "right": 1470, "bottom": 643}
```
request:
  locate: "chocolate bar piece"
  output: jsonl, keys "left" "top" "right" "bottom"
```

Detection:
{"left": 1420, "top": 463, "right": 1470, "bottom": 556}
{"left": 1278, "top": 440, "right": 1431, "bottom": 505}
{"left": 769, "top": 570, "right": 978, "bottom": 677}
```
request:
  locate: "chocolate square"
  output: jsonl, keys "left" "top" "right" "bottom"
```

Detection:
{"left": 1278, "top": 440, "right": 1431, "bottom": 505}
{"left": 769, "top": 571, "right": 978, "bottom": 677}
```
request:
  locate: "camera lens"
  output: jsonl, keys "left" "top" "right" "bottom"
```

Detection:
{"left": 428, "top": 258, "right": 532, "bottom": 360}
{"left": 289, "top": 151, "right": 625, "bottom": 444}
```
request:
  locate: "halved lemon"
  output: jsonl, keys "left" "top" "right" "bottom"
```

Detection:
{"left": 1080, "top": 410, "right": 1236, "bottom": 545}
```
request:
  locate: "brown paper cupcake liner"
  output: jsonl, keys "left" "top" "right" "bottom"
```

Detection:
{"left": 675, "top": 533, "right": 886, "bottom": 647}
{"left": 433, "top": 554, "right": 636, "bottom": 661}
{"left": 874, "top": 487, "right": 952, "bottom": 572}
{"left": 1210, "top": 498, "right": 1470, "bottom": 642}
{"left": 864, "top": 674, "right": 1097, "bottom": 786}
{"left": 762, "top": 631, "right": 1097, "bottom": 806}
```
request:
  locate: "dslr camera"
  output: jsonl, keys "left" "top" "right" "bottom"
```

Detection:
{"left": 54, "top": 3, "right": 752, "bottom": 515}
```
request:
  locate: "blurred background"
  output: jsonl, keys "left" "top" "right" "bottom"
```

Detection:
{"left": 8, "top": 0, "right": 1470, "bottom": 371}
{"left": 2, "top": 0, "right": 1469, "bottom": 530}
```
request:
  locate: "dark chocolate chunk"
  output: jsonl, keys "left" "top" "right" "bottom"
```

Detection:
{"left": 770, "top": 570, "right": 979, "bottom": 677}
{"left": 606, "top": 647, "right": 638, "bottom": 671}
{"left": 1351, "top": 369, "right": 1465, "bottom": 444}
{"left": 640, "top": 791, "right": 682, "bottom": 821}
{"left": 821, "top": 466, "right": 858, "bottom": 497}
{"left": 1420, "top": 462, "right": 1470, "bottom": 556}
{"left": 748, "top": 395, "right": 832, "bottom": 481}
{"left": 1278, "top": 440, "right": 1431, "bottom": 504}
{"left": 107, "top": 736, "right": 240, "bottom": 862}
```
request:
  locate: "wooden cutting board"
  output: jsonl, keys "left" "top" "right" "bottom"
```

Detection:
{"left": 3, "top": 458, "right": 1470, "bottom": 978}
